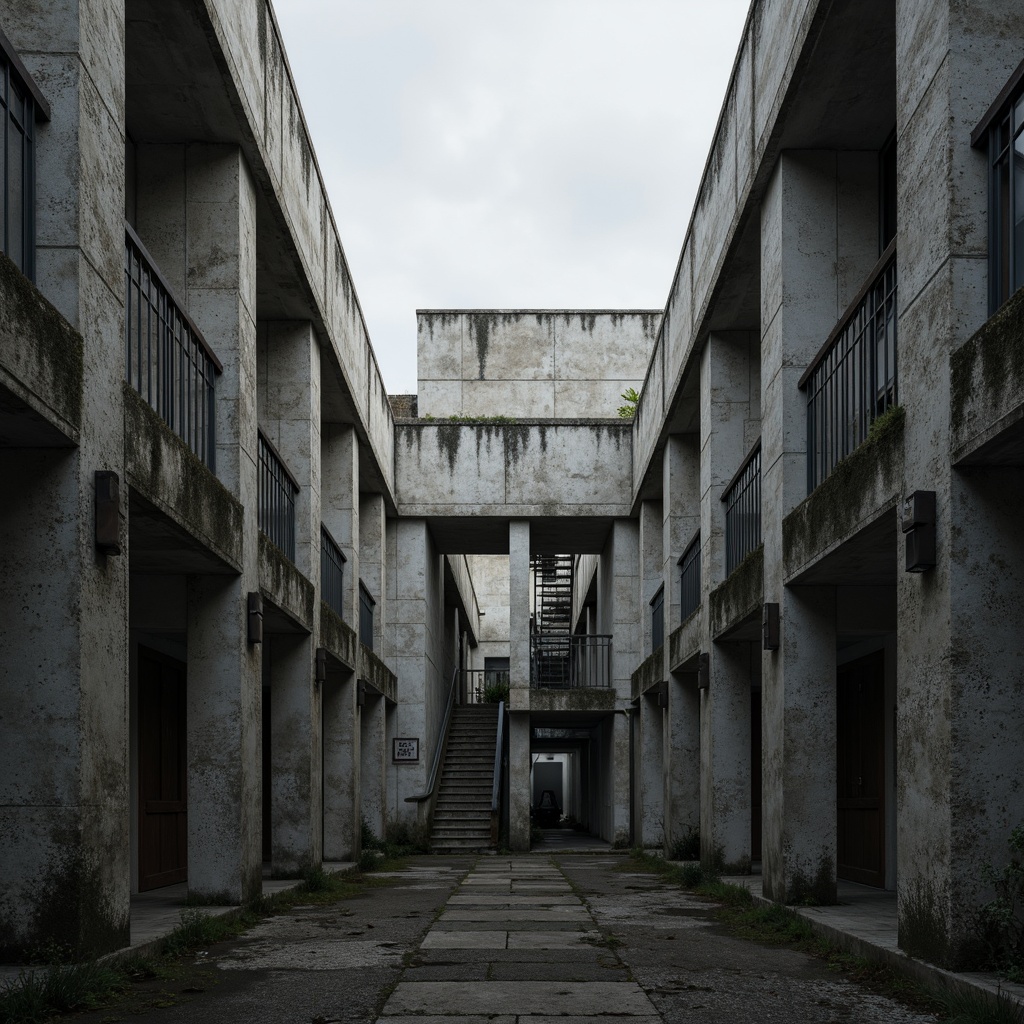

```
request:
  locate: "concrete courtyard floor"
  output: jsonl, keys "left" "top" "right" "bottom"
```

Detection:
{"left": 52, "top": 853, "right": 1024, "bottom": 1023}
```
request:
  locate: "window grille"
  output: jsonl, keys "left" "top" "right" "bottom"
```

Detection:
{"left": 320, "top": 526, "right": 345, "bottom": 619}
{"left": 722, "top": 442, "right": 761, "bottom": 576}
{"left": 258, "top": 430, "right": 298, "bottom": 561}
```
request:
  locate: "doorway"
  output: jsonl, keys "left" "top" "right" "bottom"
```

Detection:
{"left": 137, "top": 646, "right": 187, "bottom": 891}
{"left": 837, "top": 649, "right": 885, "bottom": 887}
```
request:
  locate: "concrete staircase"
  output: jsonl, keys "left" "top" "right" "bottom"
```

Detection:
{"left": 430, "top": 703, "right": 500, "bottom": 853}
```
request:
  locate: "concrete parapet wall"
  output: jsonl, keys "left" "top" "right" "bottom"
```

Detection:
{"left": 258, "top": 533, "right": 314, "bottom": 631}
{"left": 709, "top": 545, "right": 763, "bottom": 639}
{"left": 0, "top": 251, "right": 83, "bottom": 442}
{"left": 668, "top": 613, "right": 701, "bottom": 673}
{"left": 360, "top": 646, "right": 398, "bottom": 703}
{"left": 319, "top": 603, "right": 358, "bottom": 671}
{"left": 396, "top": 421, "right": 633, "bottom": 516}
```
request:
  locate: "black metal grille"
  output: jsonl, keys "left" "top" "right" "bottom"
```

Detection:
{"left": 679, "top": 533, "right": 701, "bottom": 622}
{"left": 723, "top": 443, "right": 761, "bottom": 576}
{"left": 650, "top": 585, "right": 664, "bottom": 653}
{"left": 258, "top": 430, "right": 298, "bottom": 561}
{"left": 320, "top": 526, "right": 345, "bottom": 619}
{"left": 804, "top": 246, "right": 898, "bottom": 491}
{"left": 530, "top": 634, "right": 612, "bottom": 689}
{"left": 0, "top": 47, "right": 37, "bottom": 278}
{"left": 359, "top": 581, "right": 375, "bottom": 651}
{"left": 125, "top": 226, "right": 221, "bottom": 467}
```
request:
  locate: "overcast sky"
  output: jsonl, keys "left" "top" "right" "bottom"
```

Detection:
{"left": 272, "top": 1, "right": 750, "bottom": 394}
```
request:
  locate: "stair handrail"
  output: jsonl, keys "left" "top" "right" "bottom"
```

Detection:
{"left": 405, "top": 666, "right": 460, "bottom": 807}
{"left": 489, "top": 700, "right": 506, "bottom": 846}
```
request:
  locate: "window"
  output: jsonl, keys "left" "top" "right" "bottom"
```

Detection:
{"left": 0, "top": 28, "right": 49, "bottom": 279}
{"left": 973, "top": 59, "right": 1024, "bottom": 312}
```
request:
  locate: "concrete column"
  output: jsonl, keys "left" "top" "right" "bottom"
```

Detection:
{"left": 701, "top": 644, "right": 753, "bottom": 871}
{"left": 509, "top": 712, "right": 532, "bottom": 852}
{"left": 321, "top": 425, "right": 359, "bottom": 627}
{"left": 663, "top": 435, "right": 700, "bottom": 630}
{"left": 508, "top": 520, "right": 531, "bottom": 850}
{"left": 638, "top": 694, "right": 665, "bottom": 846}
{"left": 360, "top": 493, "right": 387, "bottom": 654}
{"left": 639, "top": 500, "right": 663, "bottom": 657}
{"left": 182, "top": 145, "right": 261, "bottom": 902}
{"left": 322, "top": 670, "right": 359, "bottom": 860}
{"left": 359, "top": 694, "right": 387, "bottom": 842}
{"left": 894, "top": 0, "right": 1024, "bottom": 965}
{"left": 508, "top": 520, "right": 531, "bottom": 693}
{"left": 0, "top": 0, "right": 129, "bottom": 957}
{"left": 665, "top": 671, "right": 701, "bottom": 851}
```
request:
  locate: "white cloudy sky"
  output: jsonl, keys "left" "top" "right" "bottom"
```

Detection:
{"left": 272, "top": 1, "right": 750, "bottom": 394}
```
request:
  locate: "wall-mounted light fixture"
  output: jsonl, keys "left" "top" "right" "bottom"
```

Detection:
{"left": 902, "top": 490, "right": 936, "bottom": 573}
{"left": 357, "top": 680, "right": 367, "bottom": 707}
{"left": 698, "top": 652, "right": 710, "bottom": 690}
{"left": 657, "top": 681, "right": 669, "bottom": 708}
{"left": 315, "top": 647, "right": 327, "bottom": 686}
{"left": 247, "top": 592, "right": 263, "bottom": 645}
{"left": 94, "top": 471, "right": 121, "bottom": 555}
{"left": 762, "top": 602, "right": 780, "bottom": 651}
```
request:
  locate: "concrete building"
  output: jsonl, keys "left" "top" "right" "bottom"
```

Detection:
{"left": 1, "top": 0, "right": 1022, "bottom": 976}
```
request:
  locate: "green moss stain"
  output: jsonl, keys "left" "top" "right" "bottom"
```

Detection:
{"left": 436, "top": 422, "right": 462, "bottom": 474}
{"left": 469, "top": 313, "right": 500, "bottom": 380}
{"left": 782, "top": 406, "right": 904, "bottom": 568}
{"left": 787, "top": 853, "right": 836, "bottom": 906}
{"left": 259, "top": 533, "right": 315, "bottom": 626}
{"left": 710, "top": 544, "right": 763, "bottom": 634}
{"left": 505, "top": 423, "right": 531, "bottom": 466}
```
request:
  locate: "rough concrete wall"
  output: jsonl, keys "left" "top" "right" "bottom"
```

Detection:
{"left": 417, "top": 310, "right": 659, "bottom": 419}
{"left": 396, "top": 422, "right": 633, "bottom": 518}
{"left": 466, "top": 555, "right": 510, "bottom": 669}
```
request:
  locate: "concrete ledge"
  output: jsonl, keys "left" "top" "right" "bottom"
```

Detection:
{"left": 527, "top": 687, "right": 617, "bottom": 713}
{"left": 360, "top": 644, "right": 397, "bottom": 702}
{"left": 709, "top": 546, "right": 762, "bottom": 640}
{"left": 258, "top": 533, "right": 315, "bottom": 632}
{"left": 124, "top": 385, "right": 244, "bottom": 571}
{"left": 668, "top": 610, "right": 701, "bottom": 671}
{"left": 630, "top": 647, "right": 665, "bottom": 699}
{"left": 0, "top": 249, "right": 83, "bottom": 443}
{"left": 951, "top": 287, "right": 1024, "bottom": 464}
{"left": 782, "top": 407, "right": 903, "bottom": 580}
{"left": 320, "top": 602, "right": 359, "bottom": 671}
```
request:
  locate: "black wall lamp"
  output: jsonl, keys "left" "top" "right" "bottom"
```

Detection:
{"left": 762, "top": 602, "right": 780, "bottom": 651}
{"left": 902, "top": 490, "right": 936, "bottom": 573}
{"left": 315, "top": 647, "right": 327, "bottom": 686}
{"left": 247, "top": 592, "right": 263, "bottom": 645}
{"left": 94, "top": 471, "right": 121, "bottom": 555}
{"left": 357, "top": 680, "right": 367, "bottom": 707}
{"left": 657, "top": 681, "right": 669, "bottom": 708}
{"left": 698, "top": 652, "right": 710, "bottom": 690}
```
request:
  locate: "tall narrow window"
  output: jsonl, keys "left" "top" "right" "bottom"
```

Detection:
{"left": 0, "top": 30, "right": 49, "bottom": 279}
{"left": 973, "top": 60, "right": 1024, "bottom": 313}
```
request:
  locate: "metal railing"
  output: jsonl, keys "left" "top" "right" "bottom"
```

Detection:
{"left": 530, "top": 634, "right": 612, "bottom": 689}
{"left": 320, "top": 526, "right": 345, "bottom": 619}
{"left": 801, "top": 242, "right": 898, "bottom": 491}
{"left": 679, "top": 531, "right": 701, "bottom": 621}
{"left": 650, "top": 585, "right": 664, "bottom": 653}
{"left": 125, "top": 225, "right": 222, "bottom": 468}
{"left": 0, "top": 32, "right": 47, "bottom": 279}
{"left": 465, "top": 669, "right": 511, "bottom": 703}
{"left": 490, "top": 700, "right": 507, "bottom": 846}
{"left": 359, "top": 581, "right": 375, "bottom": 651}
{"left": 257, "top": 430, "right": 298, "bottom": 560}
{"left": 722, "top": 441, "right": 761, "bottom": 576}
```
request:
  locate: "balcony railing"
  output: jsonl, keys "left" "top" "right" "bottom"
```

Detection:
{"left": 679, "top": 531, "right": 701, "bottom": 621}
{"left": 257, "top": 430, "right": 298, "bottom": 561}
{"left": 465, "top": 668, "right": 511, "bottom": 703}
{"left": 650, "top": 585, "right": 664, "bottom": 653}
{"left": 320, "top": 525, "right": 345, "bottom": 619}
{"left": 722, "top": 441, "right": 761, "bottom": 576}
{"left": 1, "top": 30, "right": 48, "bottom": 280}
{"left": 530, "top": 634, "right": 612, "bottom": 689}
{"left": 801, "top": 241, "right": 898, "bottom": 491}
{"left": 359, "top": 581, "right": 375, "bottom": 651}
{"left": 125, "top": 225, "right": 222, "bottom": 468}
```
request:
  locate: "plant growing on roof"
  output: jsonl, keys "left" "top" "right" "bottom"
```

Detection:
{"left": 617, "top": 387, "right": 640, "bottom": 418}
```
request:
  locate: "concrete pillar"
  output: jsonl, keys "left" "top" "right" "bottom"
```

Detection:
{"left": 894, "top": 0, "right": 1024, "bottom": 965}
{"left": 360, "top": 493, "right": 387, "bottom": 654}
{"left": 360, "top": 694, "right": 387, "bottom": 842}
{"left": 638, "top": 694, "right": 665, "bottom": 846}
{"left": 508, "top": 520, "right": 531, "bottom": 850}
{"left": 665, "top": 671, "right": 701, "bottom": 851}
{"left": 322, "top": 670, "right": 359, "bottom": 860}
{"left": 639, "top": 499, "right": 663, "bottom": 657}
{"left": 322, "top": 426, "right": 359, "bottom": 627}
{"left": 182, "top": 145, "right": 261, "bottom": 902}
{"left": 0, "top": 0, "right": 129, "bottom": 957}
{"left": 701, "top": 644, "right": 752, "bottom": 871}
{"left": 663, "top": 435, "right": 700, "bottom": 630}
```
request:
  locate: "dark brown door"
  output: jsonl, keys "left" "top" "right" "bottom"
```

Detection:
{"left": 837, "top": 650, "right": 885, "bottom": 887}
{"left": 138, "top": 646, "right": 187, "bottom": 891}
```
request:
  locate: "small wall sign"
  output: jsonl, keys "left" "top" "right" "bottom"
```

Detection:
{"left": 393, "top": 737, "right": 420, "bottom": 763}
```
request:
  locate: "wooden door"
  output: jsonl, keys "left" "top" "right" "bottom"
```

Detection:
{"left": 837, "top": 650, "right": 885, "bottom": 887}
{"left": 138, "top": 647, "right": 187, "bottom": 891}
